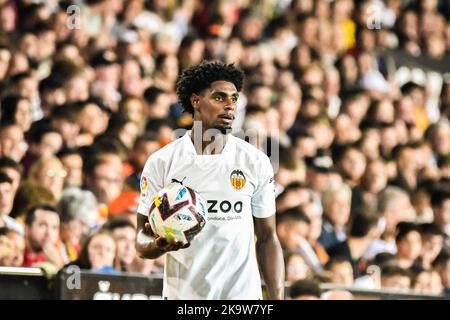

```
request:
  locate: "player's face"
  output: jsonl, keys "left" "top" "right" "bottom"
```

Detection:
{"left": 192, "top": 80, "right": 239, "bottom": 133}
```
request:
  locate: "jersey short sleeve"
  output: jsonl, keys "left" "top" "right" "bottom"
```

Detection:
{"left": 251, "top": 155, "right": 276, "bottom": 218}
{"left": 137, "top": 156, "right": 164, "bottom": 216}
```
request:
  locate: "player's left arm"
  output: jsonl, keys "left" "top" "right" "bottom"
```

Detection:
{"left": 254, "top": 214, "right": 285, "bottom": 300}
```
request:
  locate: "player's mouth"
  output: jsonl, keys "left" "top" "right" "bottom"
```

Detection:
{"left": 218, "top": 114, "right": 235, "bottom": 124}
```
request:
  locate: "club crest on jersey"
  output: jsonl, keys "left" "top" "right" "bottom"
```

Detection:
{"left": 230, "top": 169, "right": 246, "bottom": 190}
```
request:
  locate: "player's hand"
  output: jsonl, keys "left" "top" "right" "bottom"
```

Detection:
{"left": 155, "top": 237, "right": 190, "bottom": 252}
{"left": 145, "top": 222, "right": 190, "bottom": 252}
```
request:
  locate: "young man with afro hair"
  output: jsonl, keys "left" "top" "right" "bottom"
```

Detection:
{"left": 136, "top": 61, "right": 284, "bottom": 300}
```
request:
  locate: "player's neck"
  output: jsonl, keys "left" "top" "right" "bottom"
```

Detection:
{"left": 190, "top": 127, "right": 228, "bottom": 155}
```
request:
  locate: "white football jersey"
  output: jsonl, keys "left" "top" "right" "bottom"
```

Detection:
{"left": 137, "top": 131, "right": 276, "bottom": 300}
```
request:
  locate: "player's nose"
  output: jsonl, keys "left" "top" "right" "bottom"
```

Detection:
{"left": 224, "top": 99, "right": 236, "bottom": 112}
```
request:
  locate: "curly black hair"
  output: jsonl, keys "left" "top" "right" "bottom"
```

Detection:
{"left": 176, "top": 61, "right": 244, "bottom": 114}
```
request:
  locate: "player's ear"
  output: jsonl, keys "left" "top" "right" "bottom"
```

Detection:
{"left": 190, "top": 94, "right": 200, "bottom": 112}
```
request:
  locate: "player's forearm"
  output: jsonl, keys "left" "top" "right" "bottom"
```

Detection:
{"left": 256, "top": 232, "right": 285, "bottom": 300}
{"left": 135, "top": 231, "right": 166, "bottom": 259}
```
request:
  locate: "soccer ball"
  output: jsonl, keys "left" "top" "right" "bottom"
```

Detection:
{"left": 148, "top": 182, "right": 208, "bottom": 245}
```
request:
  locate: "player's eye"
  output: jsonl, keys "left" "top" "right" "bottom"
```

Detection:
{"left": 214, "top": 96, "right": 224, "bottom": 102}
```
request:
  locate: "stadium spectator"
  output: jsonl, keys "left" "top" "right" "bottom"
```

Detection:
{"left": 427, "top": 120, "right": 450, "bottom": 162}
{"left": 334, "top": 144, "right": 367, "bottom": 188}
{"left": 143, "top": 86, "right": 173, "bottom": 121}
{"left": 25, "top": 123, "right": 63, "bottom": 160}
{"left": 419, "top": 223, "right": 445, "bottom": 270}
{"left": 58, "top": 188, "right": 99, "bottom": 262}
{"left": 83, "top": 155, "right": 124, "bottom": 213}
{"left": 0, "top": 228, "right": 25, "bottom": 267}
{"left": 318, "top": 183, "right": 352, "bottom": 250}
{"left": 0, "top": 0, "right": 447, "bottom": 300}
{"left": 28, "top": 156, "right": 66, "bottom": 200}
{"left": 127, "top": 133, "right": 161, "bottom": 191}
{"left": 0, "top": 157, "right": 23, "bottom": 193}
{"left": 103, "top": 218, "right": 154, "bottom": 274}
{"left": 0, "top": 95, "right": 33, "bottom": 133}
{"left": 118, "top": 96, "right": 146, "bottom": 131}
{"left": 352, "top": 158, "right": 389, "bottom": 214}
{"left": 22, "top": 204, "right": 68, "bottom": 268}
{"left": 275, "top": 182, "right": 312, "bottom": 213}
{"left": 107, "top": 113, "right": 140, "bottom": 151}
{"left": 364, "top": 186, "right": 415, "bottom": 260}
{"left": 411, "top": 180, "right": 435, "bottom": 223}
{"left": 0, "top": 124, "right": 28, "bottom": 163}
{"left": 76, "top": 98, "right": 111, "bottom": 146}
{"left": 57, "top": 148, "right": 84, "bottom": 188}
{"left": 58, "top": 187, "right": 98, "bottom": 232}
{"left": 431, "top": 188, "right": 450, "bottom": 239}
{"left": 9, "top": 182, "right": 56, "bottom": 223}
{"left": 321, "top": 289, "right": 354, "bottom": 300}
{"left": 327, "top": 213, "right": 383, "bottom": 277}
{"left": 325, "top": 257, "right": 354, "bottom": 287}
{"left": 301, "top": 192, "right": 329, "bottom": 267}
{"left": 102, "top": 218, "right": 136, "bottom": 271}
{"left": 395, "top": 222, "right": 423, "bottom": 269}
{"left": 50, "top": 103, "right": 81, "bottom": 148}
{"left": 0, "top": 172, "right": 23, "bottom": 234}
{"left": 64, "top": 229, "right": 119, "bottom": 274}
{"left": 380, "top": 265, "right": 412, "bottom": 291}
{"left": 276, "top": 207, "right": 311, "bottom": 253}
{"left": 305, "top": 155, "right": 341, "bottom": 193}
{"left": 284, "top": 251, "right": 312, "bottom": 283}
{"left": 0, "top": 232, "right": 15, "bottom": 267}
{"left": 288, "top": 279, "right": 321, "bottom": 300}
{"left": 412, "top": 268, "right": 443, "bottom": 295}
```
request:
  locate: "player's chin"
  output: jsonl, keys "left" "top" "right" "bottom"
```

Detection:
{"left": 211, "top": 125, "right": 232, "bottom": 134}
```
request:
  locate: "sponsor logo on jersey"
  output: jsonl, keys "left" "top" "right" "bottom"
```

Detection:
{"left": 207, "top": 200, "right": 243, "bottom": 214}
{"left": 140, "top": 176, "right": 149, "bottom": 195}
{"left": 230, "top": 169, "right": 246, "bottom": 190}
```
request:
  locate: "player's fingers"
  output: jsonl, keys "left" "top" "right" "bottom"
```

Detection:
{"left": 176, "top": 242, "right": 186, "bottom": 249}
{"left": 167, "top": 241, "right": 185, "bottom": 251}
{"left": 144, "top": 222, "right": 153, "bottom": 233}
{"left": 174, "top": 242, "right": 185, "bottom": 250}
{"left": 157, "top": 239, "right": 182, "bottom": 252}
{"left": 155, "top": 237, "right": 168, "bottom": 248}
{"left": 181, "top": 242, "right": 190, "bottom": 249}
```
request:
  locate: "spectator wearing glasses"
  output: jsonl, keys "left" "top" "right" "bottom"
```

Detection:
{"left": 28, "top": 156, "right": 67, "bottom": 200}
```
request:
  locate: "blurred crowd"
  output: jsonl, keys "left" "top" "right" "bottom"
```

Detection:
{"left": 0, "top": 0, "right": 449, "bottom": 299}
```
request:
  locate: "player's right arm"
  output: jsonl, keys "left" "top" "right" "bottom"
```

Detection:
{"left": 135, "top": 214, "right": 186, "bottom": 259}
{"left": 135, "top": 156, "right": 187, "bottom": 259}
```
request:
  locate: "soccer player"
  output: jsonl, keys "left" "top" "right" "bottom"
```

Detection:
{"left": 136, "top": 61, "right": 285, "bottom": 300}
